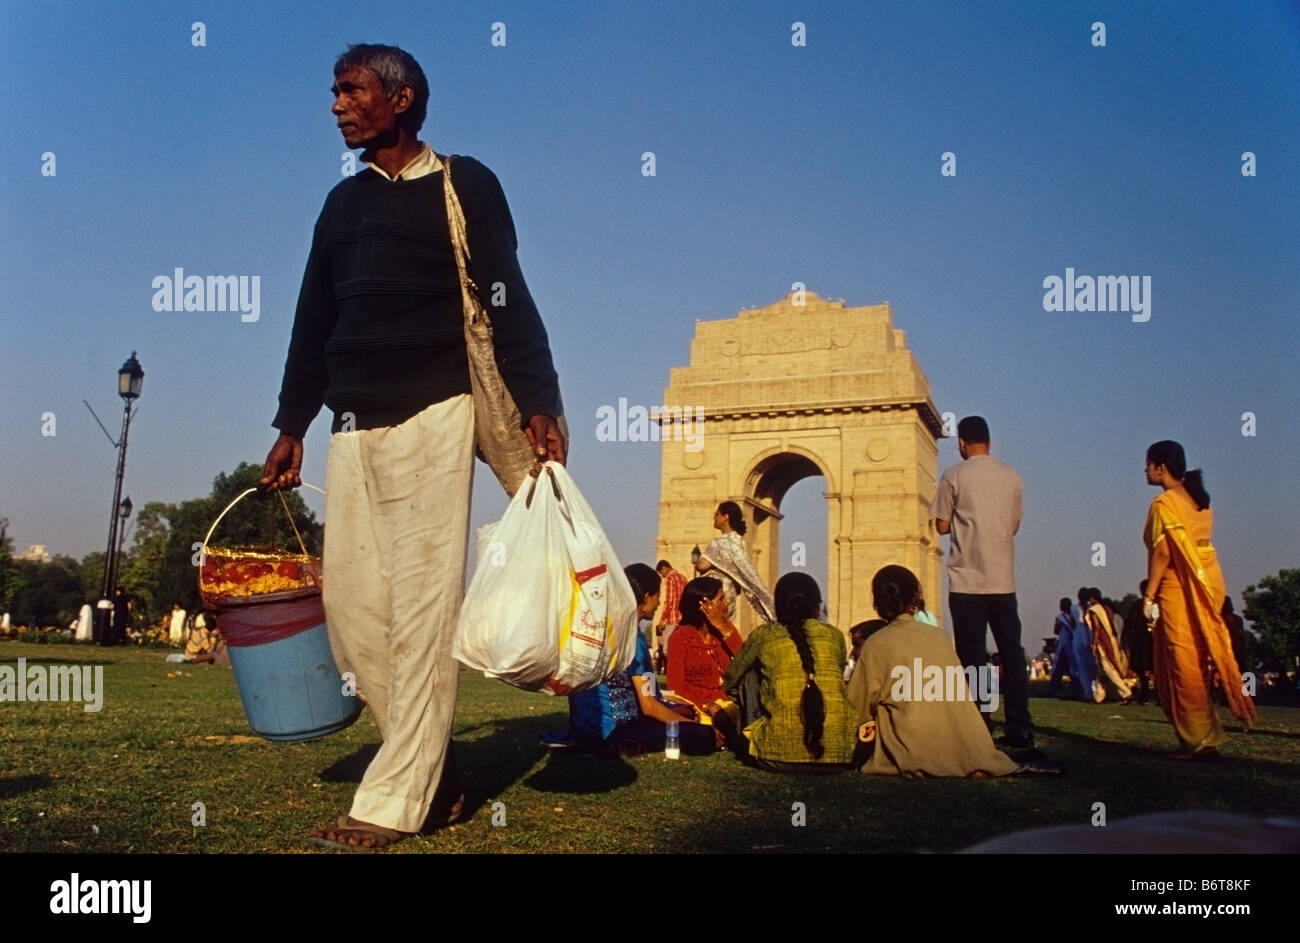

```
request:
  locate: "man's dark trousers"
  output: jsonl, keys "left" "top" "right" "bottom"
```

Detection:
{"left": 949, "top": 592, "right": 1033, "bottom": 743}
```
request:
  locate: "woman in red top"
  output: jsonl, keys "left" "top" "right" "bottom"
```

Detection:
{"left": 667, "top": 577, "right": 744, "bottom": 716}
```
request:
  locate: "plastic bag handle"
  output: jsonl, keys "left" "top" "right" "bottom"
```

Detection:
{"left": 523, "top": 465, "right": 577, "bottom": 535}
{"left": 524, "top": 464, "right": 562, "bottom": 509}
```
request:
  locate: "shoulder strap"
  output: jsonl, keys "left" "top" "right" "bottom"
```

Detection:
{"left": 441, "top": 154, "right": 485, "bottom": 324}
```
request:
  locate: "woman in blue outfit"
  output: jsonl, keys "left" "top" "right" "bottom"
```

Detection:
{"left": 562, "top": 563, "right": 718, "bottom": 757}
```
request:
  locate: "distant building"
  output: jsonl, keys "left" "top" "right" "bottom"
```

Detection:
{"left": 17, "top": 544, "right": 51, "bottom": 563}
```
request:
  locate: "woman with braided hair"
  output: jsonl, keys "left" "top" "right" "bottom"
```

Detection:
{"left": 721, "top": 572, "right": 858, "bottom": 773}
{"left": 848, "top": 565, "right": 1032, "bottom": 778}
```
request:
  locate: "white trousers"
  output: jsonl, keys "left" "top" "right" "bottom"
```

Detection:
{"left": 322, "top": 394, "right": 475, "bottom": 832}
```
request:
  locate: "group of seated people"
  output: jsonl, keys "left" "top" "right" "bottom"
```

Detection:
{"left": 171, "top": 613, "right": 226, "bottom": 665}
{"left": 551, "top": 562, "right": 1061, "bottom": 778}
{"left": 186, "top": 614, "right": 227, "bottom": 663}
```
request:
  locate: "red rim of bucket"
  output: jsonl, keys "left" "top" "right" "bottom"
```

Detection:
{"left": 205, "top": 585, "right": 324, "bottom": 647}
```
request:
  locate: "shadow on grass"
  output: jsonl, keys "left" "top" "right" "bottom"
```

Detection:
{"left": 1226, "top": 724, "right": 1300, "bottom": 740}
{"left": 454, "top": 716, "right": 639, "bottom": 813}
{"left": 1127, "top": 694, "right": 1300, "bottom": 741}
{"left": 1113, "top": 715, "right": 1300, "bottom": 741}
{"left": 0, "top": 774, "right": 52, "bottom": 799}
{"left": 645, "top": 714, "right": 1300, "bottom": 854}
{"left": 310, "top": 714, "right": 620, "bottom": 819}
{"left": 523, "top": 750, "right": 637, "bottom": 794}
{"left": 317, "top": 743, "right": 379, "bottom": 784}
{"left": 1032, "top": 721, "right": 1300, "bottom": 808}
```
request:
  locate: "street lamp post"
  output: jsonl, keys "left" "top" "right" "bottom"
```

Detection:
{"left": 98, "top": 352, "right": 143, "bottom": 646}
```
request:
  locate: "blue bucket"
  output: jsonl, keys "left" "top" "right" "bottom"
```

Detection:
{"left": 210, "top": 584, "right": 361, "bottom": 742}
{"left": 199, "top": 485, "right": 360, "bottom": 743}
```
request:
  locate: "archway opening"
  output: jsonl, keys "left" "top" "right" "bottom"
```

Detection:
{"left": 741, "top": 452, "right": 831, "bottom": 633}
{"left": 777, "top": 475, "right": 829, "bottom": 600}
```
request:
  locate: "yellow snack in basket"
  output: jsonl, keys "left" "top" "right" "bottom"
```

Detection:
{"left": 200, "top": 550, "right": 321, "bottom": 601}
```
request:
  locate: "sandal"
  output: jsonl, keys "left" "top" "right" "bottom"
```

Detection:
{"left": 308, "top": 815, "right": 409, "bottom": 851}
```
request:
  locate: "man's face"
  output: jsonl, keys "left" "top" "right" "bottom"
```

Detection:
{"left": 331, "top": 67, "right": 404, "bottom": 151}
{"left": 957, "top": 438, "right": 969, "bottom": 460}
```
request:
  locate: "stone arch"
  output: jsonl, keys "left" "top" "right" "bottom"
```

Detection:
{"left": 746, "top": 444, "right": 837, "bottom": 503}
{"left": 655, "top": 292, "right": 944, "bottom": 636}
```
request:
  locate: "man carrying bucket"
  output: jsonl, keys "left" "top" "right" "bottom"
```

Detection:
{"left": 262, "top": 43, "right": 566, "bottom": 850}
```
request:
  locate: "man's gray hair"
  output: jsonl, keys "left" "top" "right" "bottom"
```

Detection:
{"left": 334, "top": 44, "right": 429, "bottom": 134}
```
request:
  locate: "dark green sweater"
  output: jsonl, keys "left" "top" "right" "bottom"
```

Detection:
{"left": 272, "top": 156, "right": 561, "bottom": 437}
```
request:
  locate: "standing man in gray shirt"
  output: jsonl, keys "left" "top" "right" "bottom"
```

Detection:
{"left": 931, "top": 416, "right": 1034, "bottom": 749}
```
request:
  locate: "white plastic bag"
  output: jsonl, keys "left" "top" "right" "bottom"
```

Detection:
{"left": 453, "top": 462, "right": 637, "bottom": 694}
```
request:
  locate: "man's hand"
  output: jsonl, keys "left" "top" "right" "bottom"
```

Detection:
{"left": 260, "top": 433, "right": 304, "bottom": 492}
{"left": 524, "top": 415, "right": 566, "bottom": 466}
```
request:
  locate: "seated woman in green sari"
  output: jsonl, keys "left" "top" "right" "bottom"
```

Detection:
{"left": 721, "top": 572, "right": 858, "bottom": 773}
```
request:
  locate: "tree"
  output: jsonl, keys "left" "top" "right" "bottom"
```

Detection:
{"left": 120, "top": 501, "right": 175, "bottom": 628}
{"left": 0, "top": 522, "right": 24, "bottom": 614}
{"left": 10, "top": 555, "right": 83, "bottom": 628}
{"left": 79, "top": 551, "right": 106, "bottom": 603}
{"left": 1242, "top": 569, "right": 1300, "bottom": 673}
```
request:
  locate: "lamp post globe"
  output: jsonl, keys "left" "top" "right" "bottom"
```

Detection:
{"left": 118, "top": 352, "right": 144, "bottom": 400}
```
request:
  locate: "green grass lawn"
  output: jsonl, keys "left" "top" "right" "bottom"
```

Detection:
{"left": 1, "top": 640, "right": 1297, "bottom": 854}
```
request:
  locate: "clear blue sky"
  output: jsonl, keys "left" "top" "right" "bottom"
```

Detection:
{"left": 3, "top": 0, "right": 1298, "bottom": 643}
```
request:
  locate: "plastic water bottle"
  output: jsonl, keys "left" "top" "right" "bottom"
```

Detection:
{"left": 664, "top": 720, "right": 681, "bottom": 759}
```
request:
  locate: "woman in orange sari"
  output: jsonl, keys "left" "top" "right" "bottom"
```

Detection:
{"left": 1143, "top": 440, "right": 1256, "bottom": 758}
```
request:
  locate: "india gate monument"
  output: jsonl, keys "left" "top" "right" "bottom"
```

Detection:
{"left": 655, "top": 291, "right": 945, "bottom": 636}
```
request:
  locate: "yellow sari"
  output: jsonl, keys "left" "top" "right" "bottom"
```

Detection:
{"left": 1144, "top": 491, "right": 1256, "bottom": 750}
